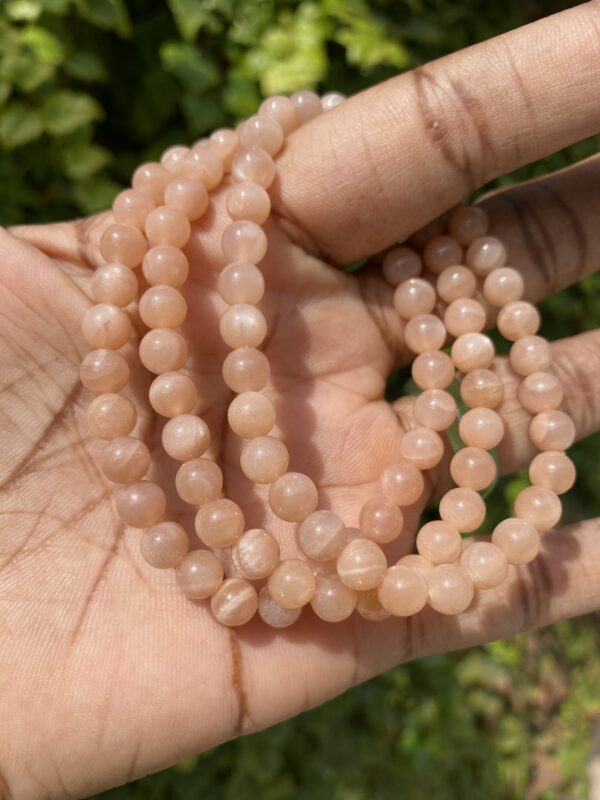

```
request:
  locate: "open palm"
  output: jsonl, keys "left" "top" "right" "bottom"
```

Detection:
{"left": 2, "top": 5, "right": 600, "bottom": 797}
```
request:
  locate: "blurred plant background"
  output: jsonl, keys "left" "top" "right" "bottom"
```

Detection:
{"left": 1, "top": 0, "right": 599, "bottom": 797}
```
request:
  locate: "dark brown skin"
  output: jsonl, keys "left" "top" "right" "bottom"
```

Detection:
{"left": 1, "top": 3, "right": 600, "bottom": 796}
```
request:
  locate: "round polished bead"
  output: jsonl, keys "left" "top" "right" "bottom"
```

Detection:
{"left": 291, "top": 90, "right": 321, "bottom": 123}
{"left": 412, "top": 351, "right": 455, "bottom": 389}
{"left": 466, "top": 236, "right": 507, "bottom": 275}
{"left": 140, "top": 285, "right": 187, "bottom": 328}
{"left": 258, "top": 587, "right": 302, "bottom": 628}
{"left": 321, "top": 91, "right": 346, "bottom": 110}
{"left": 509, "top": 336, "right": 551, "bottom": 376}
{"left": 378, "top": 565, "right": 428, "bottom": 616}
{"left": 416, "top": 520, "right": 462, "bottom": 564}
{"left": 355, "top": 588, "right": 391, "bottom": 621}
{"left": 164, "top": 177, "right": 209, "bottom": 221}
{"left": 497, "top": 301, "right": 540, "bottom": 341}
{"left": 162, "top": 414, "right": 210, "bottom": 461}
{"left": 115, "top": 481, "right": 166, "bottom": 528}
{"left": 184, "top": 148, "right": 224, "bottom": 190}
{"left": 393, "top": 278, "right": 436, "bottom": 318}
{"left": 145, "top": 206, "right": 191, "bottom": 249}
{"left": 221, "top": 220, "right": 267, "bottom": 264}
{"left": 483, "top": 267, "right": 524, "bottom": 306}
{"left": 397, "top": 553, "right": 434, "bottom": 574}
{"left": 450, "top": 446, "right": 496, "bottom": 491}
{"left": 139, "top": 329, "right": 188, "bottom": 374}
{"left": 269, "top": 472, "right": 318, "bottom": 522}
{"left": 423, "top": 235, "right": 462, "bottom": 274}
{"left": 518, "top": 372, "right": 563, "bottom": 413}
{"left": 240, "top": 436, "right": 289, "bottom": 483}
{"left": 259, "top": 95, "right": 298, "bottom": 135}
{"left": 359, "top": 497, "right": 403, "bottom": 544}
{"left": 514, "top": 486, "right": 561, "bottom": 531}
{"left": 451, "top": 332, "right": 495, "bottom": 372}
{"left": 311, "top": 576, "right": 357, "bottom": 622}
{"left": 149, "top": 371, "right": 197, "bottom": 417}
{"left": 141, "top": 521, "right": 189, "bottom": 569}
{"left": 399, "top": 427, "right": 444, "bottom": 470}
{"left": 458, "top": 407, "right": 504, "bottom": 449}
{"left": 529, "top": 451, "right": 576, "bottom": 494}
{"left": 142, "top": 246, "right": 189, "bottom": 287}
{"left": 492, "top": 518, "right": 540, "bottom": 564}
{"left": 176, "top": 549, "right": 224, "bottom": 599}
{"left": 336, "top": 538, "right": 387, "bottom": 591}
{"left": 100, "top": 223, "right": 147, "bottom": 267}
{"left": 382, "top": 247, "right": 422, "bottom": 286}
{"left": 161, "top": 145, "right": 188, "bottom": 174}
{"left": 426, "top": 564, "right": 474, "bottom": 615}
{"left": 380, "top": 460, "right": 425, "bottom": 506}
{"left": 226, "top": 183, "right": 271, "bottom": 224}
{"left": 80, "top": 349, "right": 129, "bottom": 394}
{"left": 87, "top": 393, "right": 136, "bottom": 439}
{"left": 211, "top": 578, "right": 258, "bottom": 626}
{"left": 208, "top": 129, "right": 241, "bottom": 170}
{"left": 459, "top": 368, "right": 503, "bottom": 409}
{"left": 404, "top": 313, "right": 446, "bottom": 353}
{"left": 219, "top": 304, "right": 267, "bottom": 349}
{"left": 232, "top": 529, "right": 280, "bottom": 580}
{"left": 231, "top": 148, "right": 276, "bottom": 188}
{"left": 91, "top": 264, "right": 138, "bottom": 307}
{"left": 223, "top": 347, "right": 270, "bottom": 393}
{"left": 175, "top": 458, "right": 223, "bottom": 505}
{"left": 459, "top": 541, "right": 507, "bottom": 589}
{"left": 132, "top": 162, "right": 170, "bottom": 204}
{"left": 218, "top": 261, "right": 265, "bottom": 305}
{"left": 240, "top": 114, "right": 284, "bottom": 156}
{"left": 414, "top": 389, "right": 457, "bottom": 431}
{"left": 436, "top": 265, "right": 477, "bottom": 303}
{"left": 268, "top": 559, "right": 316, "bottom": 609}
{"left": 81, "top": 304, "right": 132, "bottom": 350}
{"left": 448, "top": 205, "right": 489, "bottom": 245}
{"left": 227, "top": 391, "right": 275, "bottom": 438}
{"left": 439, "top": 487, "right": 486, "bottom": 532}
{"left": 529, "top": 410, "right": 576, "bottom": 451}
{"left": 195, "top": 498, "right": 245, "bottom": 548}
{"left": 444, "top": 298, "right": 486, "bottom": 337}
{"left": 101, "top": 437, "right": 150, "bottom": 484}
{"left": 297, "top": 510, "right": 347, "bottom": 561}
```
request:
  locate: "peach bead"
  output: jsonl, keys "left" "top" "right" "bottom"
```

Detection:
{"left": 132, "top": 162, "right": 170, "bottom": 204}
{"left": 258, "top": 587, "right": 302, "bottom": 628}
{"left": 380, "top": 460, "right": 425, "bottom": 506}
{"left": 184, "top": 148, "right": 224, "bottom": 190}
{"left": 226, "top": 183, "right": 271, "bottom": 224}
{"left": 426, "top": 564, "right": 474, "bottom": 614}
{"left": 448, "top": 205, "right": 488, "bottom": 245}
{"left": 497, "top": 301, "right": 540, "bottom": 341}
{"left": 466, "top": 236, "right": 506, "bottom": 275}
{"left": 268, "top": 558, "right": 317, "bottom": 609}
{"left": 423, "top": 235, "right": 462, "bottom": 274}
{"left": 195, "top": 498, "right": 245, "bottom": 548}
{"left": 291, "top": 90, "right": 322, "bottom": 123}
{"left": 101, "top": 437, "right": 150, "bottom": 484}
{"left": 492, "top": 518, "right": 540, "bottom": 564}
{"left": 412, "top": 351, "right": 455, "bottom": 389}
{"left": 518, "top": 372, "right": 563, "bottom": 413}
{"left": 298, "top": 510, "right": 347, "bottom": 561}
{"left": 378, "top": 565, "right": 428, "bottom": 616}
{"left": 439, "top": 487, "right": 486, "bottom": 532}
{"left": 414, "top": 389, "right": 457, "bottom": 431}
{"left": 142, "top": 245, "right": 189, "bottom": 287}
{"left": 162, "top": 414, "right": 210, "bottom": 461}
{"left": 231, "top": 148, "right": 276, "bottom": 188}
{"left": 450, "top": 446, "right": 496, "bottom": 491}
{"left": 223, "top": 347, "right": 270, "bottom": 392}
{"left": 115, "top": 480, "right": 166, "bottom": 528}
{"left": 483, "top": 267, "right": 524, "bottom": 306}
{"left": 382, "top": 247, "right": 422, "bottom": 286}
{"left": 399, "top": 427, "right": 444, "bottom": 470}
{"left": 529, "top": 410, "right": 575, "bottom": 451}
{"left": 436, "top": 265, "right": 477, "bottom": 303}
{"left": 176, "top": 550, "right": 224, "bottom": 599}
{"left": 87, "top": 393, "right": 136, "bottom": 439}
{"left": 529, "top": 451, "right": 576, "bottom": 494}
{"left": 80, "top": 349, "right": 129, "bottom": 394}
{"left": 211, "top": 578, "right": 258, "bottom": 626}
{"left": 227, "top": 391, "right": 275, "bottom": 438}
{"left": 509, "top": 336, "right": 551, "bottom": 376}
{"left": 240, "top": 436, "right": 289, "bottom": 483}
{"left": 232, "top": 529, "right": 280, "bottom": 580}
{"left": 149, "top": 371, "right": 197, "bottom": 417}
{"left": 161, "top": 145, "right": 188, "bottom": 174}
{"left": 459, "top": 541, "right": 507, "bottom": 589}
{"left": 139, "top": 329, "right": 188, "bottom": 374}
{"left": 113, "top": 188, "right": 156, "bottom": 230}
{"left": 269, "top": 472, "right": 318, "bottom": 522}
{"left": 164, "top": 177, "right": 209, "bottom": 221}
{"left": 100, "top": 223, "right": 147, "bottom": 267}
{"left": 218, "top": 261, "right": 265, "bottom": 304}
{"left": 240, "top": 114, "right": 284, "bottom": 156}
{"left": 336, "top": 538, "right": 387, "bottom": 591}
{"left": 311, "top": 576, "right": 357, "bottom": 622}
{"left": 359, "top": 497, "right": 403, "bottom": 544}
{"left": 514, "top": 486, "right": 561, "bottom": 531}
{"left": 208, "top": 129, "right": 240, "bottom": 171}
{"left": 81, "top": 304, "right": 132, "bottom": 350}
{"left": 356, "top": 588, "right": 391, "bottom": 621}
{"left": 397, "top": 553, "right": 433, "bottom": 574}
{"left": 259, "top": 95, "right": 297, "bottom": 134}
{"left": 219, "top": 304, "right": 267, "bottom": 349}
{"left": 221, "top": 220, "right": 268, "bottom": 264}
{"left": 451, "top": 332, "right": 495, "bottom": 372}
{"left": 459, "top": 368, "right": 503, "bottom": 409}
{"left": 175, "top": 458, "right": 223, "bottom": 505}
{"left": 459, "top": 408, "right": 504, "bottom": 449}
{"left": 91, "top": 264, "right": 138, "bottom": 307}
{"left": 404, "top": 313, "right": 446, "bottom": 353}
{"left": 416, "top": 520, "right": 462, "bottom": 564}
{"left": 145, "top": 206, "right": 191, "bottom": 249}
{"left": 393, "top": 278, "right": 436, "bottom": 318}
{"left": 444, "top": 298, "right": 486, "bottom": 337}
{"left": 322, "top": 91, "right": 346, "bottom": 110}
{"left": 140, "top": 521, "right": 189, "bottom": 569}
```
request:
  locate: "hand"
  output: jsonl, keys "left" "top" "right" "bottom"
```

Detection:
{"left": 2, "top": 3, "right": 600, "bottom": 796}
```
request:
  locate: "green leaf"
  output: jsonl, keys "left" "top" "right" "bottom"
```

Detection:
{"left": 20, "top": 25, "right": 65, "bottom": 66}
{"left": 167, "top": 0, "right": 233, "bottom": 42}
{"left": 160, "top": 41, "right": 220, "bottom": 93}
{"left": 0, "top": 102, "right": 43, "bottom": 148}
{"left": 64, "top": 51, "right": 107, "bottom": 82}
{"left": 0, "top": 81, "right": 11, "bottom": 109}
{"left": 73, "top": 176, "right": 120, "bottom": 214}
{"left": 74, "top": 0, "right": 131, "bottom": 36}
{"left": 61, "top": 141, "right": 111, "bottom": 179}
{"left": 42, "top": 90, "right": 102, "bottom": 135}
{"left": 5, "top": 1, "right": 42, "bottom": 21}
{"left": 335, "top": 19, "right": 411, "bottom": 70}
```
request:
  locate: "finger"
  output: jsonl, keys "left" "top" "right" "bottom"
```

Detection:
{"left": 273, "top": 2, "right": 600, "bottom": 263}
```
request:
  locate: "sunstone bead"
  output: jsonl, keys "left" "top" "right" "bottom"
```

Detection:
{"left": 399, "top": 428, "right": 444, "bottom": 470}
{"left": 416, "top": 521, "right": 462, "bottom": 564}
{"left": 81, "top": 304, "right": 132, "bottom": 350}
{"left": 258, "top": 586, "right": 302, "bottom": 628}
{"left": 412, "top": 351, "right": 455, "bottom": 389}
{"left": 458, "top": 408, "right": 504, "bottom": 449}
{"left": 459, "top": 368, "right": 503, "bottom": 409}
{"left": 359, "top": 497, "right": 403, "bottom": 544}
{"left": 448, "top": 205, "right": 488, "bottom": 245}
{"left": 423, "top": 235, "right": 462, "bottom": 274}
{"left": 413, "top": 389, "right": 457, "bottom": 431}
{"left": 509, "top": 336, "right": 551, "bottom": 376}
{"left": 269, "top": 472, "right": 318, "bottom": 522}
{"left": 404, "top": 313, "right": 446, "bottom": 353}
{"left": 175, "top": 458, "right": 223, "bottom": 505}
{"left": 218, "top": 261, "right": 265, "bottom": 305}
{"left": 223, "top": 347, "right": 270, "bottom": 392}
{"left": 513, "top": 486, "right": 561, "bottom": 531}
{"left": 436, "top": 265, "right": 477, "bottom": 303}
{"left": 115, "top": 481, "right": 166, "bottom": 528}
{"left": 382, "top": 247, "right": 422, "bottom": 286}
{"left": 141, "top": 522, "right": 189, "bottom": 569}
{"left": 142, "top": 245, "right": 189, "bottom": 287}
{"left": 465, "top": 236, "right": 506, "bottom": 275}
{"left": 483, "top": 267, "right": 524, "bottom": 306}
{"left": 258, "top": 95, "right": 298, "bottom": 135}
{"left": 378, "top": 565, "right": 428, "bottom": 616}
{"left": 87, "top": 393, "right": 136, "bottom": 439}
{"left": 497, "top": 301, "right": 540, "bottom": 341}
{"left": 380, "top": 460, "right": 425, "bottom": 506}
{"left": 240, "top": 436, "right": 289, "bottom": 483}
{"left": 219, "top": 304, "right": 267, "bottom": 349}
{"left": 439, "top": 487, "right": 486, "bottom": 532}
{"left": 149, "top": 371, "right": 197, "bottom": 417}
{"left": 268, "top": 559, "right": 317, "bottom": 609}
{"left": 444, "top": 298, "right": 487, "bottom": 337}
{"left": 517, "top": 371, "right": 563, "bottom": 413}
{"left": 91, "top": 264, "right": 138, "bottom": 307}
{"left": 310, "top": 575, "right": 357, "bottom": 622}
{"left": 529, "top": 410, "right": 576, "bottom": 451}
{"left": 211, "top": 578, "right": 258, "bottom": 626}
{"left": 232, "top": 529, "right": 280, "bottom": 580}
{"left": 195, "top": 498, "right": 245, "bottom": 548}
{"left": 336, "top": 538, "right": 387, "bottom": 591}
{"left": 162, "top": 414, "right": 210, "bottom": 461}
{"left": 393, "top": 278, "right": 436, "bottom": 318}
{"left": 176, "top": 549, "right": 224, "bottom": 599}
{"left": 529, "top": 451, "right": 576, "bottom": 494}
{"left": 426, "top": 564, "right": 474, "bottom": 615}
{"left": 459, "top": 541, "right": 507, "bottom": 589}
{"left": 297, "top": 510, "right": 347, "bottom": 560}
{"left": 450, "top": 446, "right": 496, "bottom": 491}
{"left": 228, "top": 391, "right": 275, "bottom": 438}
{"left": 80, "top": 349, "right": 129, "bottom": 394}
{"left": 139, "top": 285, "right": 187, "bottom": 329}
{"left": 451, "top": 332, "right": 495, "bottom": 372}
{"left": 101, "top": 437, "right": 150, "bottom": 484}
{"left": 139, "top": 329, "right": 188, "bottom": 374}
{"left": 100, "top": 223, "right": 147, "bottom": 267}
{"left": 491, "top": 518, "right": 540, "bottom": 564}
{"left": 164, "top": 177, "right": 209, "bottom": 221}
